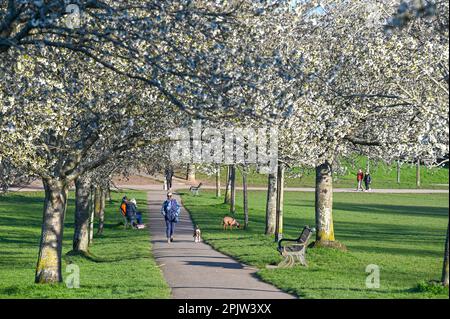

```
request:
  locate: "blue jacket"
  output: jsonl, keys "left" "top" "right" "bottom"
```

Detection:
{"left": 161, "top": 199, "right": 180, "bottom": 221}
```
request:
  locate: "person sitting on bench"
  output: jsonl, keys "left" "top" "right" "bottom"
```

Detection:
{"left": 129, "top": 198, "right": 144, "bottom": 226}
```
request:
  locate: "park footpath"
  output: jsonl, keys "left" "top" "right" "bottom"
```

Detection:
{"left": 147, "top": 188, "right": 295, "bottom": 299}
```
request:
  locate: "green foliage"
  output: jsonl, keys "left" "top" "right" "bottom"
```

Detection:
{"left": 0, "top": 191, "right": 170, "bottom": 298}
{"left": 182, "top": 190, "right": 449, "bottom": 299}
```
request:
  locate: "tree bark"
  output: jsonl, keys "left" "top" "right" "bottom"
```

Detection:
{"left": 106, "top": 186, "right": 112, "bottom": 202}
{"left": 88, "top": 185, "right": 95, "bottom": 246}
{"left": 35, "top": 178, "right": 69, "bottom": 283}
{"left": 242, "top": 165, "right": 249, "bottom": 229}
{"left": 397, "top": 160, "right": 401, "bottom": 184}
{"left": 230, "top": 165, "right": 236, "bottom": 217}
{"left": 265, "top": 170, "right": 278, "bottom": 235}
{"left": 94, "top": 186, "right": 101, "bottom": 216}
{"left": 275, "top": 163, "right": 285, "bottom": 242}
{"left": 224, "top": 165, "right": 231, "bottom": 204}
{"left": 72, "top": 176, "right": 91, "bottom": 252}
{"left": 215, "top": 164, "right": 221, "bottom": 197}
{"left": 442, "top": 222, "right": 449, "bottom": 287}
{"left": 97, "top": 188, "right": 106, "bottom": 235}
{"left": 315, "top": 161, "right": 335, "bottom": 242}
{"left": 186, "top": 164, "right": 196, "bottom": 182}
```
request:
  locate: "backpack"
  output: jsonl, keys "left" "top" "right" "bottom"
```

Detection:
{"left": 165, "top": 199, "right": 179, "bottom": 223}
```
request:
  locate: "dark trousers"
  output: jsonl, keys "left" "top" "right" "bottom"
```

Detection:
{"left": 165, "top": 219, "right": 176, "bottom": 238}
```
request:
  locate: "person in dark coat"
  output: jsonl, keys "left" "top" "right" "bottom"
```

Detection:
{"left": 165, "top": 167, "right": 174, "bottom": 190}
{"left": 364, "top": 172, "right": 372, "bottom": 191}
{"left": 160, "top": 192, "right": 180, "bottom": 243}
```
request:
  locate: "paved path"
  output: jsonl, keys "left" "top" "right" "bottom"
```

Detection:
{"left": 147, "top": 190, "right": 295, "bottom": 299}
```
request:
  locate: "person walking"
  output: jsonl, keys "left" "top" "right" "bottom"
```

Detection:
{"left": 364, "top": 172, "right": 372, "bottom": 191}
{"left": 165, "top": 167, "right": 174, "bottom": 190}
{"left": 160, "top": 192, "right": 180, "bottom": 243}
{"left": 356, "top": 168, "right": 364, "bottom": 191}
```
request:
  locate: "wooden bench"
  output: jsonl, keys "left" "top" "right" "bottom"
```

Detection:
{"left": 189, "top": 182, "right": 203, "bottom": 196}
{"left": 277, "top": 226, "right": 315, "bottom": 268}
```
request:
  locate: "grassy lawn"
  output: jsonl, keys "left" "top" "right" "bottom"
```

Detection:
{"left": 186, "top": 158, "right": 449, "bottom": 189}
{"left": 0, "top": 191, "right": 170, "bottom": 298}
{"left": 181, "top": 190, "right": 449, "bottom": 299}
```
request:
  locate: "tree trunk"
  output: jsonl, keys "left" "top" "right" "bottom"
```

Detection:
{"left": 242, "top": 165, "right": 249, "bottom": 229}
{"left": 106, "top": 186, "right": 112, "bottom": 202}
{"left": 215, "top": 164, "right": 221, "bottom": 197}
{"left": 187, "top": 164, "right": 196, "bottom": 182}
{"left": 88, "top": 185, "right": 95, "bottom": 246}
{"left": 442, "top": 222, "right": 449, "bottom": 287}
{"left": 416, "top": 158, "right": 421, "bottom": 188}
{"left": 72, "top": 176, "right": 91, "bottom": 252}
{"left": 224, "top": 165, "right": 231, "bottom": 204}
{"left": 315, "top": 161, "right": 335, "bottom": 242}
{"left": 94, "top": 186, "right": 101, "bottom": 216}
{"left": 230, "top": 165, "right": 236, "bottom": 217}
{"left": 275, "top": 163, "right": 285, "bottom": 242}
{"left": 35, "top": 178, "right": 69, "bottom": 283}
{"left": 265, "top": 170, "right": 278, "bottom": 235}
{"left": 397, "top": 160, "right": 401, "bottom": 184}
{"left": 97, "top": 188, "right": 106, "bottom": 235}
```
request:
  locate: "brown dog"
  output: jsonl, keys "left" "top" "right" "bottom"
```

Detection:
{"left": 222, "top": 216, "right": 240, "bottom": 230}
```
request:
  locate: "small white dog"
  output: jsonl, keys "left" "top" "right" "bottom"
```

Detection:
{"left": 193, "top": 225, "right": 202, "bottom": 243}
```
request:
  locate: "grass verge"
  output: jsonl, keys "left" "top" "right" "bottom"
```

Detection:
{"left": 181, "top": 190, "right": 449, "bottom": 299}
{"left": 0, "top": 190, "right": 170, "bottom": 298}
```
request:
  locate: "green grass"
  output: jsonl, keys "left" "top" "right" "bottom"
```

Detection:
{"left": 0, "top": 191, "right": 170, "bottom": 298}
{"left": 188, "top": 157, "right": 448, "bottom": 189}
{"left": 181, "top": 190, "right": 449, "bottom": 299}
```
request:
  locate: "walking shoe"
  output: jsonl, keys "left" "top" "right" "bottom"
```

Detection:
{"left": 170, "top": 237, "right": 174, "bottom": 242}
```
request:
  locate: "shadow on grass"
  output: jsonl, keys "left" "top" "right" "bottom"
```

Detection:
{"left": 65, "top": 250, "right": 151, "bottom": 263}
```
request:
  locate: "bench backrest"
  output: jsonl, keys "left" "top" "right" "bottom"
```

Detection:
{"left": 297, "top": 226, "right": 312, "bottom": 244}
{"left": 197, "top": 182, "right": 203, "bottom": 188}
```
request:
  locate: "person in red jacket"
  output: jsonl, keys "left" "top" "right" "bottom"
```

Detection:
{"left": 356, "top": 168, "right": 364, "bottom": 191}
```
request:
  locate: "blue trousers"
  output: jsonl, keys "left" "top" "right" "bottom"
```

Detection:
{"left": 136, "top": 213, "right": 143, "bottom": 224}
{"left": 165, "top": 219, "right": 176, "bottom": 238}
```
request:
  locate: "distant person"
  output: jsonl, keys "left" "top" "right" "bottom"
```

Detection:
{"left": 165, "top": 167, "right": 174, "bottom": 190}
{"left": 120, "top": 196, "right": 128, "bottom": 218}
{"left": 125, "top": 197, "right": 137, "bottom": 228}
{"left": 130, "top": 198, "right": 144, "bottom": 227}
{"left": 356, "top": 168, "right": 364, "bottom": 191}
{"left": 160, "top": 192, "right": 180, "bottom": 243}
{"left": 364, "top": 172, "right": 372, "bottom": 191}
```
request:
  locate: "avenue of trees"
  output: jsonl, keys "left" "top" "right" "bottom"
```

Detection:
{"left": 1, "top": 0, "right": 448, "bottom": 286}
